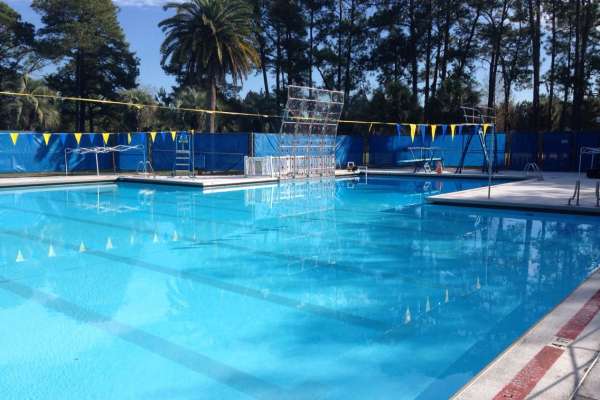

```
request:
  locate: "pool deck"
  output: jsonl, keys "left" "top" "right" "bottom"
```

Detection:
{"left": 428, "top": 171, "right": 600, "bottom": 215}
{"left": 454, "top": 267, "right": 600, "bottom": 400}
{"left": 0, "top": 170, "right": 359, "bottom": 190}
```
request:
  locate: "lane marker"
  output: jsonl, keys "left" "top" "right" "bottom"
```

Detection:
{"left": 493, "top": 289, "right": 600, "bottom": 400}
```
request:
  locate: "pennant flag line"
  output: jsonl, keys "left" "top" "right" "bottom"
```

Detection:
{"left": 102, "top": 132, "right": 111, "bottom": 145}
{"left": 409, "top": 124, "right": 416, "bottom": 142}
{"left": 43, "top": 132, "right": 51, "bottom": 145}
{"left": 74, "top": 132, "right": 82, "bottom": 145}
{"left": 171, "top": 131, "right": 177, "bottom": 142}
{"left": 10, "top": 132, "right": 18, "bottom": 145}
{"left": 150, "top": 131, "right": 157, "bottom": 143}
{"left": 430, "top": 124, "right": 437, "bottom": 141}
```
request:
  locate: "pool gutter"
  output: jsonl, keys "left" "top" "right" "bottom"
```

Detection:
{"left": 453, "top": 266, "right": 600, "bottom": 400}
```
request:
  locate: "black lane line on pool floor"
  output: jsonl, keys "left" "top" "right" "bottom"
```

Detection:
{"left": 0, "top": 276, "right": 295, "bottom": 400}
{"left": 0, "top": 227, "right": 393, "bottom": 333}
{"left": 4, "top": 194, "right": 480, "bottom": 291}
{"left": 0, "top": 201, "right": 460, "bottom": 293}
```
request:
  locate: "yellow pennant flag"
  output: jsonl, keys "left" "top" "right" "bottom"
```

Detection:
{"left": 170, "top": 131, "right": 177, "bottom": 142}
{"left": 74, "top": 133, "right": 82, "bottom": 145}
{"left": 482, "top": 124, "right": 490, "bottom": 136}
{"left": 102, "top": 132, "right": 111, "bottom": 144}
{"left": 42, "top": 132, "right": 52, "bottom": 146}
{"left": 9, "top": 132, "right": 19, "bottom": 145}
{"left": 450, "top": 125, "right": 456, "bottom": 140}
{"left": 430, "top": 125, "right": 437, "bottom": 141}
{"left": 409, "top": 124, "right": 416, "bottom": 142}
{"left": 127, "top": 133, "right": 132, "bottom": 144}
{"left": 149, "top": 131, "right": 157, "bottom": 143}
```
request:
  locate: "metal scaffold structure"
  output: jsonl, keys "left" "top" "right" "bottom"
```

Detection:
{"left": 245, "top": 85, "right": 345, "bottom": 179}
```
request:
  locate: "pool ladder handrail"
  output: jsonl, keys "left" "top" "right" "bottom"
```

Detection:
{"left": 568, "top": 180, "right": 600, "bottom": 207}
{"left": 136, "top": 160, "right": 155, "bottom": 176}
{"left": 524, "top": 162, "right": 543, "bottom": 181}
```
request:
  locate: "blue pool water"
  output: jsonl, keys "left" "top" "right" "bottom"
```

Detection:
{"left": 0, "top": 176, "right": 599, "bottom": 399}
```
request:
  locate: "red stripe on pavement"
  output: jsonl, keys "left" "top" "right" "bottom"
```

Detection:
{"left": 556, "top": 289, "right": 600, "bottom": 340}
{"left": 492, "top": 288, "right": 600, "bottom": 400}
{"left": 492, "top": 346, "right": 563, "bottom": 400}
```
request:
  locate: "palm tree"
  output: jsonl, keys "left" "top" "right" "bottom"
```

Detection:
{"left": 159, "top": 0, "right": 260, "bottom": 132}
{"left": 9, "top": 75, "right": 60, "bottom": 131}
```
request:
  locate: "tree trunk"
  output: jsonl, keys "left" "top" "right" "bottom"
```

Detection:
{"left": 210, "top": 76, "right": 216, "bottom": 133}
{"left": 526, "top": 0, "right": 541, "bottom": 163}
{"left": 308, "top": 8, "right": 314, "bottom": 88}
{"left": 76, "top": 49, "right": 86, "bottom": 132}
{"left": 409, "top": 0, "right": 418, "bottom": 103}
{"left": 547, "top": 0, "right": 557, "bottom": 131}
{"left": 343, "top": 0, "right": 356, "bottom": 99}
{"left": 337, "top": 0, "right": 343, "bottom": 90}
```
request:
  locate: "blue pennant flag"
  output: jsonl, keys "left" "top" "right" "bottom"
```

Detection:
{"left": 419, "top": 125, "right": 426, "bottom": 142}
{"left": 441, "top": 125, "right": 448, "bottom": 138}
{"left": 88, "top": 133, "right": 96, "bottom": 145}
{"left": 60, "top": 133, "right": 68, "bottom": 145}
{"left": 458, "top": 125, "right": 464, "bottom": 136}
{"left": 395, "top": 123, "right": 402, "bottom": 136}
{"left": 160, "top": 131, "right": 166, "bottom": 142}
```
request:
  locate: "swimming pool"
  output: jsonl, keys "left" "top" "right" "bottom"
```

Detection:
{"left": 0, "top": 176, "right": 598, "bottom": 399}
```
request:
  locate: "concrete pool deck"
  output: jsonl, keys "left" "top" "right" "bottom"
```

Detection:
{"left": 454, "top": 268, "right": 600, "bottom": 400}
{"left": 0, "top": 170, "right": 360, "bottom": 190}
{"left": 428, "top": 171, "right": 600, "bottom": 215}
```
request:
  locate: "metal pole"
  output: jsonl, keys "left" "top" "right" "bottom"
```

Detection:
{"left": 64, "top": 150, "right": 68, "bottom": 176}
{"left": 95, "top": 152, "right": 100, "bottom": 176}
{"left": 487, "top": 125, "right": 495, "bottom": 199}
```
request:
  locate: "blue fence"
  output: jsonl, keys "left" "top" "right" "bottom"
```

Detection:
{"left": 368, "top": 128, "right": 506, "bottom": 169}
{"left": 252, "top": 133, "right": 363, "bottom": 168}
{"left": 509, "top": 132, "right": 600, "bottom": 171}
{"left": 1, "top": 130, "right": 599, "bottom": 174}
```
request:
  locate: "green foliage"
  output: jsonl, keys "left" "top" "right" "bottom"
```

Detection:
{"left": 32, "top": 0, "right": 139, "bottom": 131}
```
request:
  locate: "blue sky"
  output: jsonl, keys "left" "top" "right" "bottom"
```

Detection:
{"left": 6, "top": 0, "right": 265, "bottom": 96}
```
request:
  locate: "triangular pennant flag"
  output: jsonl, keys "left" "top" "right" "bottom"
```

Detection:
{"left": 404, "top": 307, "right": 411, "bottom": 324}
{"left": 160, "top": 131, "right": 166, "bottom": 142}
{"left": 170, "top": 131, "right": 177, "bottom": 142}
{"left": 79, "top": 241, "right": 86, "bottom": 253}
{"left": 74, "top": 133, "right": 82, "bottom": 145}
{"left": 153, "top": 233, "right": 159, "bottom": 243}
{"left": 48, "top": 245, "right": 56, "bottom": 258}
{"left": 441, "top": 125, "right": 448, "bottom": 138}
{"left": 395, "top": 124, "right": 402, "bottom": 136}
{"left": 450, "top": 125, "right": 456, "bottom": 140}
{"left": 482, "top": 123, "right": 490, "bottom": 136}
{"left": 430, "top": 124, "right": 437, "bottom": 141}
{"left": 127, "top": 133, "right": 132, "bottom": 144}
{"left": 102, "top": 132, "right": 111, "bottom": 145}
{"left": 60, "top": 133, "right": 67, "bottom": 145}
{"left": 88, "top": 133, "right": 96, "bottom": 145}
{"left": 9, "top": 132, "right": 19, "bottom": 145}
{"left": 172, "top": 230, "right": 179, "bottom": 241}
{"left": 425, "top": 297, "right": 431, "bottom": 313}
{"left": 409, "top": 124, "right": 416, "bottom": 142}
{"left": 105, "top": 237, "right": 113, "bottom": 250}
{"left": 149, "top": 131, "right": 157, "bottom": 143}
{"left": 15, "top": 249, "right": 25, "bottom": 263}
{"left": 457, "top": 125, "right": 463, "bottom": 136}
{"left": 445, "top": 288, "right": 449, "bottom": 303}
{"left": 43, "top": 132, "right": 52, "bottom": 146}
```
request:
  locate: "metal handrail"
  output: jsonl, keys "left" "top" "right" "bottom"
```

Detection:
{"left": 136, "top": 160, "right": 154, "bottom": 176}
{"left": 524, "top": 162, "right": 543, "bottom": 181}
{"left": 568, "top": 180, "right": 581, "bottom": 206}
{"left": 596, "top": 182, "right": 599, "bottom": 207}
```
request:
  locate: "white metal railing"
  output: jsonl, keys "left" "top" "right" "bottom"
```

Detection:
{"left": 244, "top": 155, "right": 335, "bottom": 178}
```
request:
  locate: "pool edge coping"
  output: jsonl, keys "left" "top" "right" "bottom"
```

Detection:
{"left": 452, "top": 265, "right": 600, "bottom": 400}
